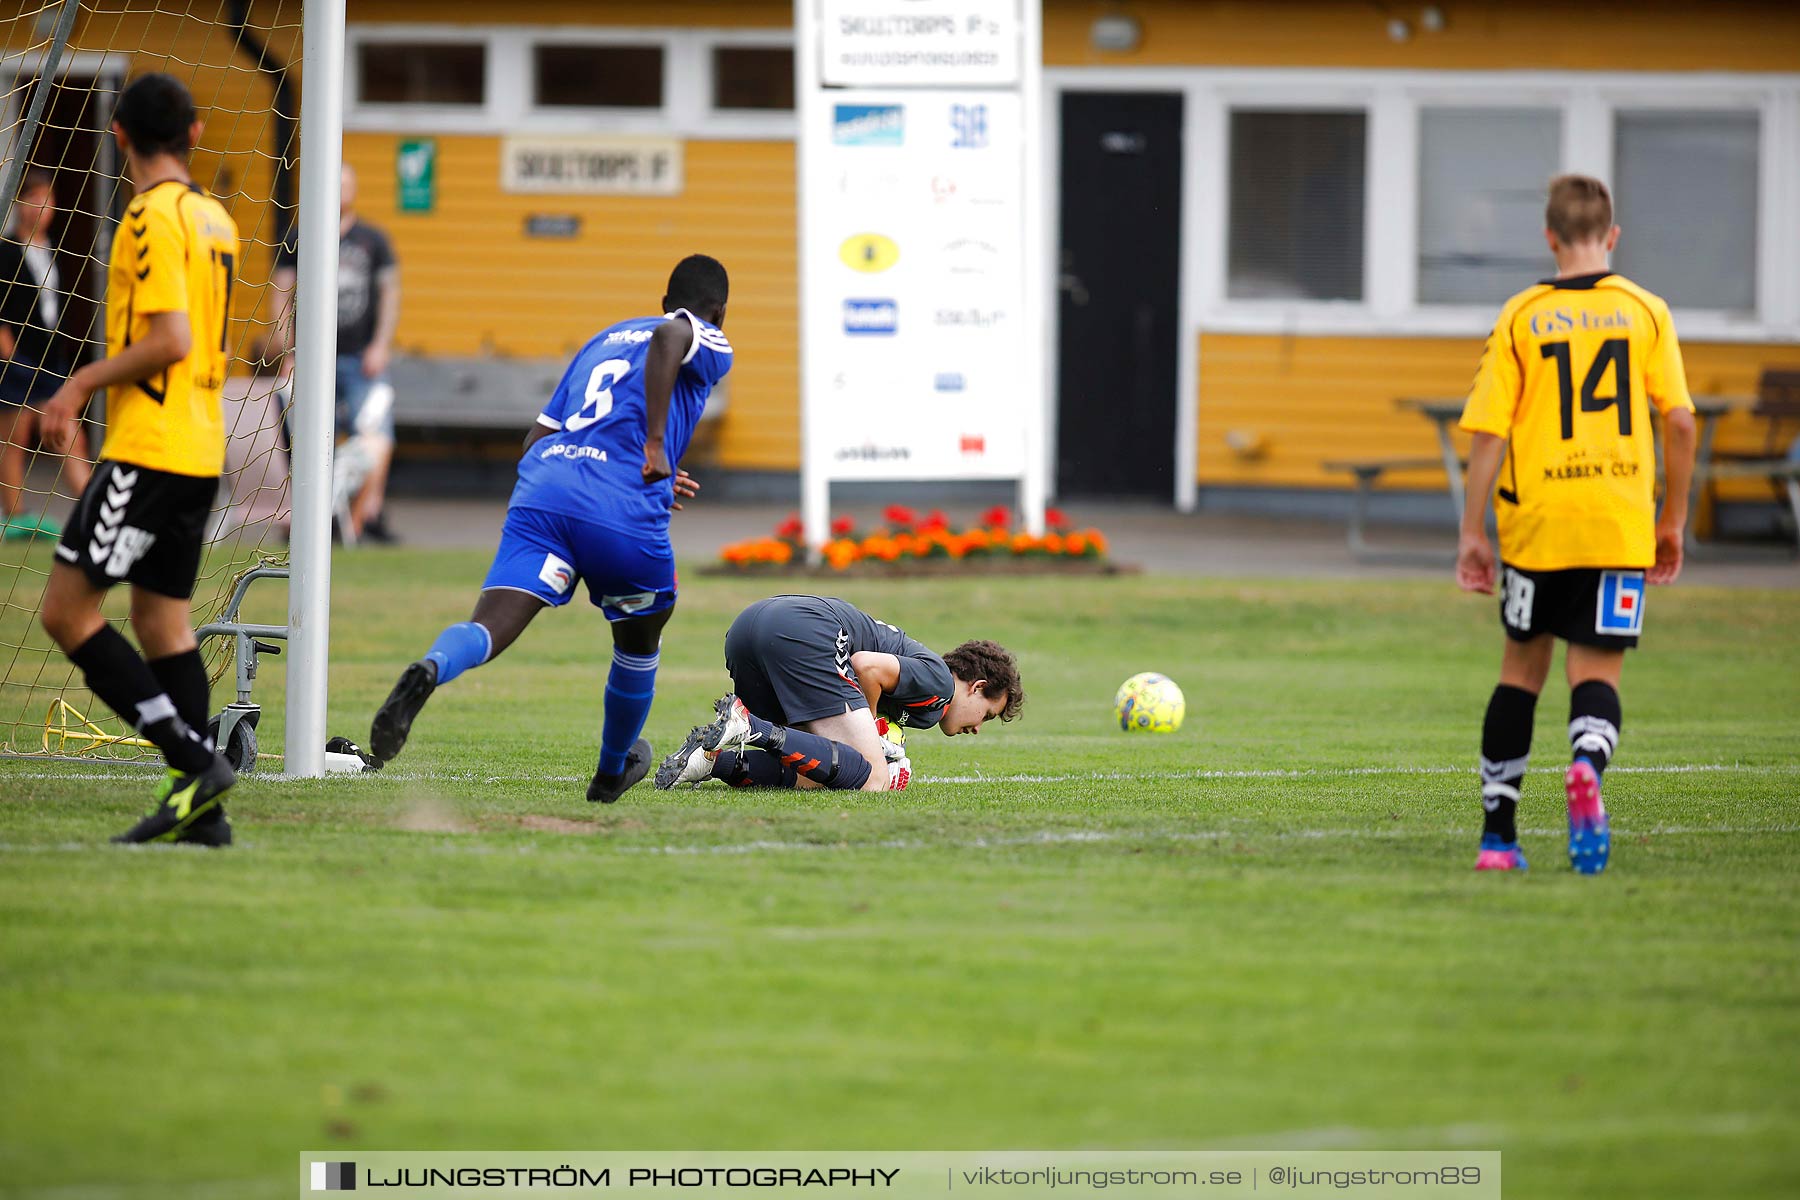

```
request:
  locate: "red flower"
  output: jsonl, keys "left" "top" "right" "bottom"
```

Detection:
{"left": 775, "top": 513, "right": 804, "bottom": 539}
{"left": 883, "top": 504, "right": 917, "bottom": 527}
{"left": 921, "top": 508, "right": 949, "bottom": 532}
{"left": 831, "top": 516, "right": 856, "bottom": 536}
{"left": 1045, "top": 506, "right": 1070, "bottom": 530}
{"left": 981, "top": 504, "right": 1012, "bottom": 528}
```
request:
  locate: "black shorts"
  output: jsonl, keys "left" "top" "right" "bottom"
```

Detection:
{"left": 55, "top": 460, "right": 217, "bottom": 598}
{"left": 723, "top": 597, "right": 867, "bottom": 726}
{"left": 1499, "top": 563, "right": 1646, "bottom": 650}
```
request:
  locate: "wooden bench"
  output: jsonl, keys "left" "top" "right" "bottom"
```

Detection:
{"left": 387, "top": 354, "right": 730, "bottom": 441}
{"left": 1322, "top": 457, "right": 1465, "bottom": 560}
{"left": 1693, "top": 367, "right": 1800, "bottom": 552}
{"left": 1697, "top": 458, "right": 1800, "bottom": 554}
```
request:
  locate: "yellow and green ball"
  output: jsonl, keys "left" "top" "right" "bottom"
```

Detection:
{"left": 1114, "top": 672, "right": 1185, "bottom": 733}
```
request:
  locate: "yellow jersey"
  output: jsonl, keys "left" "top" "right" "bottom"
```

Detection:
{"left": 99, "top": 180, "right": 239, "bottom": 477}
{"left": 1460, "top": 272, "right": 1693, "bottom": 571}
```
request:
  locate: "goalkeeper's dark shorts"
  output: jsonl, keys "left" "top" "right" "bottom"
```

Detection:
{"left": 723, "top": 596, "right": 868, "bottom": 727}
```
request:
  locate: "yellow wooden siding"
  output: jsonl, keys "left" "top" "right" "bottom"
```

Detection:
{"left": 343, "top": 133, "right": 798, "bottom": 470}
{"left": 47, "top": 0, "right": 301, "bottom": 363}
{"left": 1196, "top": 333, "right": 1800, "bottom": 500}
{"left": 1044, "top": 0, "right": 1800, "bottom": 71}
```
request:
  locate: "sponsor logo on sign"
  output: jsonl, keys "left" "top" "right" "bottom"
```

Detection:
{"left": 838, "top": 168, "right": 904, "bottom": 197}
{"left": 934, "top": 307, "right": 1006, "bottom": 328}
{"left": 950, "top": 104, "right": 989, "bottom": 149}
{"left": 833, "top": 104, "right": 905, "bottom": 146}
{"left": 836, "top": 444, "right": 912, "bottom": 463}
{"left": 843, "top": 298, "right": 898, "bottom": 335}
{"left": 940, "top": 238, "right": 999, "bottom": 275}
{"left": 960, "top": 435, "right": 986, "bottom": 456}
{"left": 933, "top": 372, "right": 965, "bottom": 392}
{"left": 840, "top": 233, "right": 900, "bottom": 274}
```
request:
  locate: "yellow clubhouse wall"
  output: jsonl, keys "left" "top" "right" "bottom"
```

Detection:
{"left": 1196, "top": 334, "right": 1800, "bottom": 497}
{"left": 341, "top": 133, "right": 799, "bottom": 471}
{"left": 41, "top": 1, "right": 1800, "bottom": 479}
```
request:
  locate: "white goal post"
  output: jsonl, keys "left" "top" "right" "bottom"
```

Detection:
{"left": 284, "top": 0, "right": 345, "bottom": 778}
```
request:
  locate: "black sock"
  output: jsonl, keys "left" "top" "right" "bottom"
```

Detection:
{"left": 1569, "top": 680, "right": 1622, "bottom": 776}
{"left": 739, "top": 712, "right": 872, "bottom": 790}
{"left": 711, "top": 749, "right": 799, "bottom": 788}
{"left": 69, "top": 627, "right": 213, "bottom": 773}
{"left": 1481, "top": 684, "right": 1538, "bottom": 843}
{"left": 148, "top": 648, "right": 213, "bottom": 747}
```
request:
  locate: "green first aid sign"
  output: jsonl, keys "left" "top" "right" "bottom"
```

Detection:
{"left": 397, "top": 139, "right": 435, "bottom": 212}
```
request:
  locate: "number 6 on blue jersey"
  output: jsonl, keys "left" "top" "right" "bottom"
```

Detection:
{"left": 566, "top": 358, "right": 632, "bottom": 432}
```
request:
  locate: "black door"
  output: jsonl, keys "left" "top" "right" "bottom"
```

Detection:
{"left": 15, "top": 71, "right": 117, "bottom": 359}
{"left": 1056, "top": 92, "right": 1183, "bottom": 498}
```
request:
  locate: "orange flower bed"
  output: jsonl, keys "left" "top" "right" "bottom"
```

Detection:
{"left": 718, "top": 506, "right": 1110, "bottom": 571}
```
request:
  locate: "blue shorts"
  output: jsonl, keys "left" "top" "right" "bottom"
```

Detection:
{"left": 336, "top": 354, "right": 395, "bottom": 438}
{"left": 482, "top": 505, "right": 676, "bottom": 621}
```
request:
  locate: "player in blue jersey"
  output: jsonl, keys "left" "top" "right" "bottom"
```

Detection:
{"left": 367, "top": 255, "right": 732, "bottom": 802}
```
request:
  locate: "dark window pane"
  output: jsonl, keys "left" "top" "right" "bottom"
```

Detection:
{"left": 1613, "top": 110, "right": 1758, "bottom": 311}
{"left": 713, "top": 46, "right": 794, "bottom": 111}
{"left": 1418, "top": 108, "right": 1560, "bottom": 304}
{"left": 534, "top": 44, "right": 664, "bottom": 109}
{"left": 1227, "top": 111, "right": 1366, "bottom": 301}
{"left": 358, "top": 42, "right": 485, "bottom": 106}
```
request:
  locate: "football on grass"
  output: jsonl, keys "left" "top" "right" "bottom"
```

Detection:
{"left": 1114, "top": 672, "right": 1185, "bottom": 733}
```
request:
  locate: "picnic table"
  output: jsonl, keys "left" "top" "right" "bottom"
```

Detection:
{"left": 1324, "top": 394, "right": 1753, "bottom": 561}
{"left": 1394, "top": 394, "right": 1749, "bottom": 517}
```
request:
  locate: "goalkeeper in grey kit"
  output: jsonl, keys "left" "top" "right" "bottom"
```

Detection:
{"left": 656, "top": 594, "right": 1024, "bottom": 792}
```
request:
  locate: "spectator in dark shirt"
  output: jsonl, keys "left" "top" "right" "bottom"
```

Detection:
{"left": 273, "top": 163, "right": 401, "bottom": 542}
{"left": 0, "top": 168, "right": 90, "bottom": 540}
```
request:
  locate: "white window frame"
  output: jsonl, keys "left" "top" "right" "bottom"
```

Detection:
{"left": 1211, "top": 89, "right": 1378, "bottom": 313}
{"left": 703, "top": 30, "right": 801, "bottom": 135}
{"left": 345, "top": 24, "right": 797, "bottom": 140}
{"left": 346, "top": 27, "right": 495, "bottom": 127}
{"left": 518, "top": 28, "right": 677, "bottom": 132}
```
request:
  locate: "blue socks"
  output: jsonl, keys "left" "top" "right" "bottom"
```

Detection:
{"left": 423, "top": 621, "right": 493, "bottom": 686}
{"left": 599, "top": 646, "right": 659, "bottom": 776}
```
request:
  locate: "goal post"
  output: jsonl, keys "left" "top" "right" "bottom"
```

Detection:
{"left": 0, "top": 0, "right": 337, "bottom": 775}
{"left": 283, "top": 0, "right": 343, "bottom": 779}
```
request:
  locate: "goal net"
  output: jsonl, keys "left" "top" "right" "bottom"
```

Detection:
{"left": 0, "top": 0, "right": 300, "bottom": 763}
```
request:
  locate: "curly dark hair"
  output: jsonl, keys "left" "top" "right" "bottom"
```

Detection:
{"left": 943, "top": 639, "right": 1024, "bottom": 721}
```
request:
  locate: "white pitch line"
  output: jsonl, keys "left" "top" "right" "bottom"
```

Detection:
{"left": 609, "top": 823, "right": 1800, "bottom": 857}
{"left": 4, "top": 761, "right": 1799, "bottom": 787}
{"left": 925, "top": 763, "right": 1800, "bottom": 784}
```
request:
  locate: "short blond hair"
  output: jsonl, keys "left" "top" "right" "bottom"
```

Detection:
{"left": 1546, "top": 174, "right": 1613, "bottom": 244}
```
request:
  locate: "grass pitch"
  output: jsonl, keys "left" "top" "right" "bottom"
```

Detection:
{"left": 1, "top": 548, "right": 1796, "bottom": 1200}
